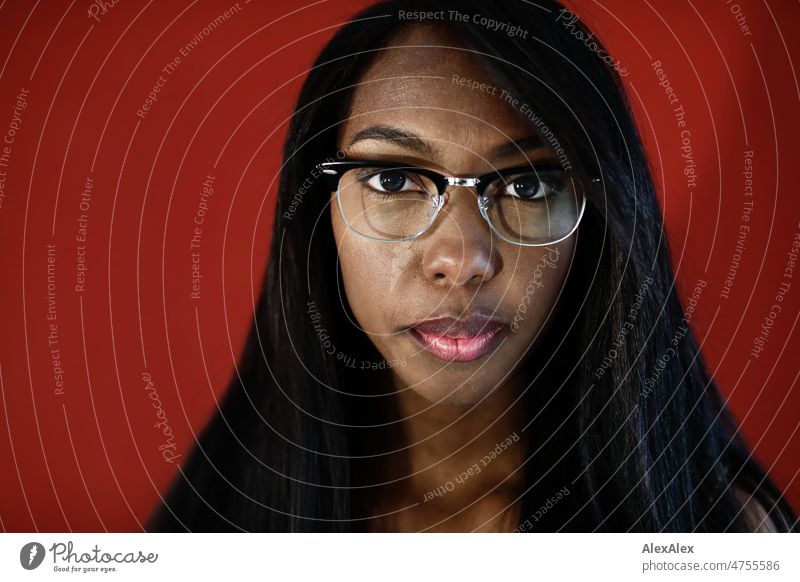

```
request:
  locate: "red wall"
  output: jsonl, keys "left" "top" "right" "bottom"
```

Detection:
{"left": 0, "top": 0, "right": 797, "bottom": 531}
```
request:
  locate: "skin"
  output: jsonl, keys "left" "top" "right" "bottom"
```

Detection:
{"left": 332, "top": 26, "right": 576, "bottom": 407}
{"left": 329, "top": 25, "right": 578, "bottom": 531}
{"left": 328, "top": 25, "right": 580, "bottom": 531}
{"left": 327, "top": 24, "right": 775, "bottom": 534}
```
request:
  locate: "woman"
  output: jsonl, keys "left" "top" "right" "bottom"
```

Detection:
{"left": 148, "top": 0, "right": 798, "bottom": 532}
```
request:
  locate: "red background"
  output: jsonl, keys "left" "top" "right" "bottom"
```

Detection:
{"left": 0, "top": 0, "right": 797, "bottom": 531}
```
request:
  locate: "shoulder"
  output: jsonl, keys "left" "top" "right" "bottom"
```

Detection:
{"left": 733, "top": 485, "right": 778, "bottom": 532}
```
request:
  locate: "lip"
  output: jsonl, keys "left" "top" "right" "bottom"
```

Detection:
{"left": 407, "top": 314, "right": 509, "bottom": 363}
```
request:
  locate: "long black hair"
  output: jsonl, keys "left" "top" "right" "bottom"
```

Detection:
{"left": 148, "top": 0, "right": 798, "bottom": 532}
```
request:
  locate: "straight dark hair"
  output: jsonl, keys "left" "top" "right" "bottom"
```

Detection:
{"left": 148, "top": 0, "right": 798, "bottom": 532}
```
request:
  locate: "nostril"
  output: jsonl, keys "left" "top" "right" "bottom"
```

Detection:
{"left": 424, "top": 244, "right": 498, "bottom": 287}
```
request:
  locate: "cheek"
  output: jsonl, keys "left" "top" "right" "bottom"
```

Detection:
{"left": 332, "top": 209, "right": 408, "bottom": 334}
{"left": 505, "top": 243, "right": 573, "bottom": 335}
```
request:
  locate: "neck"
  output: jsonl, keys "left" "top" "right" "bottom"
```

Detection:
{"left": 396, "top": 372, "right": 529, "bottom": 487}
{"left": 363, "top": 370, "right": 531, "bottom": 531}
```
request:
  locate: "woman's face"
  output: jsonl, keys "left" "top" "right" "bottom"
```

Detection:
{"left": 331, "top": 25, "right": 577, "bottom": 405}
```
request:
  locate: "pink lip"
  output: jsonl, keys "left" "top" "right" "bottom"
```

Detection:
{"left": 408, "top": 314, "right": 509, "bottom": 363}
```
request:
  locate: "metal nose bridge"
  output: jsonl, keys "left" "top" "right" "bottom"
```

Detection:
{"left": 445, "top": 177, "right": 481, "bottom": 188}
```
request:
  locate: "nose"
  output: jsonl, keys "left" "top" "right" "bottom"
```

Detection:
{"left": 421, "top": 188, "right": 501, "bottom": 287}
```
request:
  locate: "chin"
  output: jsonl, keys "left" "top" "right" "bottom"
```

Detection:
{"left": 401, "top": 373, "right": 503, "bottom": 406}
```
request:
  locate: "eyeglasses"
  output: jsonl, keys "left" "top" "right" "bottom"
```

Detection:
{"left": 317, "top": 159, "right": 595, "bottom": 247}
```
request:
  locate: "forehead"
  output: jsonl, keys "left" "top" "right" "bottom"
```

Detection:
{"left": 340, "top": 25, "right": 538, "bottom": 162}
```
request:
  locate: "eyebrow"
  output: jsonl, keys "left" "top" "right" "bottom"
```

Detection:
{"left": 347, "top": 125, "right": 438, "bottom": 157}
{"left": 490, "top": 136, "right": 545, "bottom": 159}
{"left": 346, "top": 124, "right": 545, "bottom": 160}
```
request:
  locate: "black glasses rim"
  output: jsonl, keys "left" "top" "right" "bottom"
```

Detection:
{"left": 317, "top": 159, "right": 599, "bottom": 197}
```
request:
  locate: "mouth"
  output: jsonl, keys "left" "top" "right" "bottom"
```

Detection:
{"left": 407, "top": 314, "right": 510, "bottom": 363}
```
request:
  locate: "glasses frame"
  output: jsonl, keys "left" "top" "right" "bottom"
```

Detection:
{"left": 317, "top": 159, "right": 597, "bottom": 247}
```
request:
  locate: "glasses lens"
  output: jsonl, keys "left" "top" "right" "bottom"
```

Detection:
{"left": 337, "top": 166, "right": 439, "bottom": 240}
{"left": 482, "top": 169, "right": 584, "bottom": 245}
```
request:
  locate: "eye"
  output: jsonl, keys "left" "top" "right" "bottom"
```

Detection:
{"left": 500, "top": 173, "right": 551, "bottom": 200}
{"left": 488, "top": 170, "right": 571, "bottom": 201}
{"left": 362, "top": 170, "right": 425, "bottom": 194}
